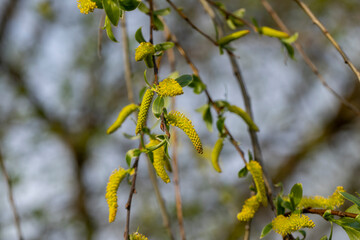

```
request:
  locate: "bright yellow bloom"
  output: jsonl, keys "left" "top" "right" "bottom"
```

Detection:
{"left": 272, "top": 214, "right": 315, "bottom": 236}
{"left": 135, "top": 89, "right": 154, "bottom": 135}
{"left": 247, "top": 161, "right": 267, "bottom": 206}
{"left": 105, "top": 168, "right": 128, "bottom": 223}
{"left": 298, "top": 186, "right": 345, "bottom": 209}
{"left": 135, "top": 42, "right": 155, "bottom": 61}
{"left": 166, "top": 111, "right": 203, "bottom": 154}
{"left": 211, "top": 138, "right": 224, "bottom": 173}
{"left": 130, "top": 232, "right": 149, "bottom": 240}
{"left": 107, "top": 104, "right": 139, "bottom": 134}
{"left": 260, "top": 26, "right": 289, "bottom": 39}
{"left": 155, "top": 78, "right": 184, "bottom": 97}
{"left": 146, "top": 139, "right": 170, "bottom": 183}
{"left": 77, "top": 0, "right": 97, "bottom": 14}
{"left": 237, "top": 195, "right": 260, "bottom": 221}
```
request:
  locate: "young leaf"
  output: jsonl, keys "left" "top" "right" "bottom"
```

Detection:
{"left": 341, "top": 192, "right": 360, "bottom": 207}
{"left": 153, "top": 15, "right": 164, "bottom": 31}
{"left": 282, "top": 32, "right": 299, "bottom": 45}
{"left": 216, "top": 116, "right": 226, "bottom": 135}
{"left": 135, "top": 27, "right": 146, "bottom": 43}
{"left": 188, "top": 75, "right": 206, "bottom": 94}
{"left": 153, "top": 8, "right": 171, "bottom": 16}
{"left": 125, "top": 148, "right": 141, "bottom": 166}
{"left": 289, "top": 183, "right": 303, "bottom": 209}
{"left": 217, "top": 30, "right": 250, "bottom": 46}
{"left": 154, "top": 42, "right": 174, "bottom": 52}
{"left": 137, "top": 2, "right": 149, "bottom": 13}
{"left": 152, "top": 96, "right": 164, "bottom": 119}
{"left": 119, "top": 0, "right": 141, "bottom": 11}
{"left": 226, "top": 105, "right": 259, "bottom": 131}
{"left": 260, "top": 222, "right": 273, "bottom": 239}
{"left": 175, "top": 74, "right": 193, "bottom": 87}
{"left": 102, "top": 0, "right": 121, "bottom": 26}
{"left": 104, "top": 16, "right": 118, "bottom": 42}
{"left": 282, "top": 42, "right": 295, "bottom": 60}
{"left": 238, "top": 166, "right": 248, "bottom": 178}
{"left": 276, "top": 195, "right": 285, "bottom": 215}
{"left": 92, "top": 0, "right": 103, "bottom": 8}
{"left": 196, "top": 104, "right": 213, "bottom": 132}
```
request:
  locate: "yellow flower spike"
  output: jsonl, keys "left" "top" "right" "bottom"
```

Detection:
{"left": 260, "top": 26, "right": 289, "bottom": 39}
{"left": 107, "top": 104, "right": 139, "bottom": 134}
{"left": 105, "top": 168, "right": 128, "bottom": 223}
{"left": 166, "top": 111, "right": 203, "bottom": 154}
{"left": 211, "top": 138, "right": 224, "bottom": 173}
{"left": 272, "top": 214, "right": 315, "bottom": 236}
{"left": 135, "top": 89, "right": 154, "bottom": 135}
{"left": 135, "top": 42, "right": 155, "bottom": 62}
{"left": 246, "top": 161, "right": 267, "bottom": 207}
{"left": 155, "top": 78, "right": 184, "bottom": 97}
{"left": 237, "top": 195, "right": 260, "bottom": 221}
{"left": 146, "top": 139, "right": 170, "bottom": 183}
{"left": 130, "top": 232, "right": 149, "bottom": 240}
{"left": 77, "top": 0, "right": 97, "bottom": 14}
{"left": 298, "top": 186, "right": 345, "bottom": 209}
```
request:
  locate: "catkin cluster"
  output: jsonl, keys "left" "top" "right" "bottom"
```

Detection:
{"left": 211, "top": 138, "right": 224, "bottom": 172}
{"left": 166, "top": 111, "right": 203, "bottom": 154}
{"left": 146, "top": 139, "right": 170, "bottom": 183}
{"left": 247, "top": 161, "right": 267, "bottom": 207}
{"left": 272, "top": 214, "right": 315, "bottom": 236}
{"left": 135, "top": 42, "right": 155, "bottom": 62}
{"left": 129, "top": 232, "right": 149, "bottom": 240}
{"left": 297, "top": 186, "right": 345, "bottom": 209}
{"left": 107, "top": 103, "right": 139, "bottom": 134}
{"left": 136, "top": 89, "right": 154, "bottom": 134}
{"left": 105, "top": 168, "right": 128, "bottom": 223}
{"left": 77, "top": 0, "right": 97, "bottom": 14}
{"left": 237, "top": 195, "right": 260, "bottom": 221}
{"left": 155, "top": 78, "right": 184, "bottom": 97}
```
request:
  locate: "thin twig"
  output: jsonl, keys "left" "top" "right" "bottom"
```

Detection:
{"left": 97, "top": 13, "right": 105, "bottom": 59}
{"left": 260, "top": 0, "right": 360, "bottom": 116}
{"left": 0, "top": 148, "right": 24, "bottom": 240}
{"left": 165, "top": 0, "right": 218, "bottom": 46}
{"left": 302, "top": 208, "right": 358, "bottom": 219}
{"left": 293, "top": 0, "right": 360, "bottom": 83}
{"left": 120, "top": 15, "right": 135, "bottom": 104}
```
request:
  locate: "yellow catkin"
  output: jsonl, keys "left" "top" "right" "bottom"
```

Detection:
{"left": 260, "top": 26, "right": 289, "bottom": 39}
{"left": 105, "top": 168, "right": 128, "bottom": 223}
{"left": 211, "top": 138, "right": 224, "bottom": 173}
{"left": 130, "top": 232, "right": 149, "bottom": 240}
{"left": 237, "top": 195, "right": 260, "bottom": 221}
{"left": 166, "top": 111, "right": 203, "bottom": 154}
{"left": 298, "top": 186, "right": 345, "bottom": 209}
{"left": 146, "top": 139, "right": 170, "bottom": 183}
{"left": 77, "top": 0, "right": 97, "bottom": 14}
{"left": 272, "top": 214, "right": 315, "bottom": 236}
{"left": 135, "top": 42, "right": 155, "bottom": 61}
{"left": 155, "top": 78, "right": 184, "bottom": 97}
{"left": 135, "top": 89, "right": 154, "bottom": 135}
{"left": 107, "top": 104, "right": 139, "bottom": 134}
{"left": 247, "top": 161, "right": 267, "bottom": 207}
{"left": 227, "top": 105, "right": 259, "bottom": 131}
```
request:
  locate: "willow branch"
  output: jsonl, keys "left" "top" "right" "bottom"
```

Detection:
{"left": 260, "top": 0, "right": 360, "bottom": 116}
{"left": 120, "top": 15, "right": 135, "bottom": 104}
{"left": 0, "top": 148, "right": 24, "bottom": 240}
{"left": 293, "top": 0, "right": 360, "bottom": 83}
{"left": 302, "top": 208, "right": 358, "bottom": 219}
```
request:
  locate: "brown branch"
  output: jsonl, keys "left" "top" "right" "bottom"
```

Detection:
{"left": 165, "top": 0, "right": 218, "bottom": 46}
{"left": 97, "top": 13, "right": 105, "bottom": 59}
{"left": 260, "top": 0, "right": 360, "bottom": 116}
{"left": 293, "top": 0, "right": 360, "bottom": 83}
{"left": 0, "top": 148, "right": 24, "bottom": 240}
{"left": 303, "top": 208, "right": 358, "bottom": 219}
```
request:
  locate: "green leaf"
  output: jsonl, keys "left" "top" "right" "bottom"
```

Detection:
{"left": 216, "top": 116, "right": 226, "bottom": 135}
{"left": 154, "top": 42, "right": 174, "bottom": 51}
{"left": 196, "top": 104, "right": 213, "bottom": 132}
{"left": 152, "top": 96, "right": 164, "bottom": 119}
{"left": 153, "top": 8, "right": 171, "bottom": 16}
{"left": 139, "top": 86, "right": 147, "bottom": 102}
{"left": 123, "top": 133, "right": 140, "bottom": 140}
{"left": 135, "top": 27, "right": 146, "bottom": 43}
{"left": 289, "top": 183, "right": 303, "bottom": 209}
{"left": 276, "top": 195, "right": 285, "bottom": 215}
{"left": 298, "top": 230, "right": 306, "bottom": 240}
{"left": 260, "top": 223, "right": 273, "bottom": 239}
{"left": 102, "top": 0, "right": 121, "bottom": 26}
{"left": 153, "top": 15, "right": 164, "bottom": 31}
{"left": 92, "top": 0, "right": 103, "bottom": 8}
{"left": 126, "top": 148, "right": 141, "bottom": 166}
{"left": 281, "top": 200, "right": 293, "bottom": 211}
{"left": 282, "top": 32, "right": 299, "bottom": 44}
{"left": 346, "top": 205, "right": 360, "bottom": 214}
{"left": 282, "top": 42, "right": 295, "bottom": 60}
{"left": 320, "top": 236, "right": 328, "bottom": 240}
{"left": 217, "top": 30, "right": 250, "bottom": 46}
{"left": 104, "top": 16, "right": 118, "bottom": 42}
{"left": 188, "top": 75, "right": 206, "bottom": 94}
{"left": 238, "top": 166, "right": 248, "bottom": 178}
{"left": 330, "top": 217, "right": 360, "bottom": 240}
{"left": 248, "top": 150, "right": 253, "bottom": 161}
{"left": 341, "top": 192, "right": 360, "bottom": 207}
{"left": 119, "top": 0, "right": 141, "bottom": 11}
{"left": 175, "top": 74, "right": 193, "bottom": 87}
{"left": 137, "top": 2, "right": 149, "bottom": 13}
{"left": 226, "top": 105, "right": 259, "bottom": 131}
